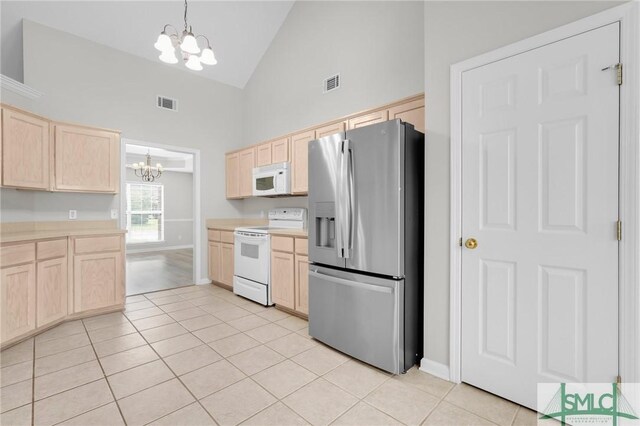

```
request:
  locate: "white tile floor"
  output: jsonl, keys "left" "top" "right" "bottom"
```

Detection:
{"left": 0, "top": 284, "right": 537, "bottom": 425}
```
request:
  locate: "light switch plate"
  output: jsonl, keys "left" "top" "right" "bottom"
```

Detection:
{"left": 69, "top": 210, "right": 77, "bottom": 220}
{"left": 110, "top": 209, "right": 119, "bottom": 219}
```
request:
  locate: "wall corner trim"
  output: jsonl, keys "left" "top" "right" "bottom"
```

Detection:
{"left": 419, "top": 357, "right": 451, "bottom": 382}
{"left": 0, "top": 74, "right": 43, "bottom": 99}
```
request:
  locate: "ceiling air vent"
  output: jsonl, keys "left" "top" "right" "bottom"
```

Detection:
{"left": 157, "top": 95, "right": 177, "bottom": 111}
{"left": 323, "top": 74, "right": 340, "bottom": 93}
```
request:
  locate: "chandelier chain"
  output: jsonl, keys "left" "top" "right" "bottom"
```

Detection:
{"left": 184, "top": 0, "right": 188, "bottom": 31}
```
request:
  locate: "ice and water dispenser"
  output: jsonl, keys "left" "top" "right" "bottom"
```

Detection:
{"left": 314, "top": 202, "right": 336, "bottom": 249}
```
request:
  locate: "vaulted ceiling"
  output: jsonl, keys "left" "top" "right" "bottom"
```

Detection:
{"left": 1, "top": 1, "right": 295, "bottom": 88}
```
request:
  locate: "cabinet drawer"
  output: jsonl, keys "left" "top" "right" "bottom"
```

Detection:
{"left": 208, "top": 230, "right": 221, "bottom": 242}
{"left": 37, "top": 239, "right": 68, "bottom": 260}
{"left": 220, "top": 231, "right": 234, "bottom": 244}
{"left": 1, "top": 243, "right": 36, "bottom": 268}
{"left": 74, "top": 235, "right": 121, "bottom": 254}
{"left": 294, "top": 238, "right": 308, "bottom": 256}
{"left": 272, "top": 236, "right": 294, "bottom": 253}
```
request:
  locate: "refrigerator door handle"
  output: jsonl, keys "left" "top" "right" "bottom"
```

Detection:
{"left": 336, "top": 143, "right": 345, "bottom": 258}
{"left": 345, "top": 141, "right": 355, "bottom": 259}
{"left": 309, "top": 269, "right": 394, "bottom": 294}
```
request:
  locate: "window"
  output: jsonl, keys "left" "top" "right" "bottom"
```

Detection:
{"left": 126, "top": 183, "right": 164, "bottom": 243}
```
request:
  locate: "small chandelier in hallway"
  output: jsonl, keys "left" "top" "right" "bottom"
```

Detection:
{"left": 131, "top": 152, "right": 163, "bottom": 182}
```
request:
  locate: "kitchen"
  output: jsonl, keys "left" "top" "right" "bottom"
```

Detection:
{"left": 1, "top": 1, "right": 638, "bottom": 425}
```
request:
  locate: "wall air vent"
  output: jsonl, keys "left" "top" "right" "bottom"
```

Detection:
{"left": 323, "top": 74, "right": 340, "bottom": 93}
{"left": 157, "top": 95, "right": 178, "bottom": 111}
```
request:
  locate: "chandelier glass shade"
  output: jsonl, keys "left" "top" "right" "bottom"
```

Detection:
{"left": 154, "top": 0, "right": 217, "bottom": 71}
{"left": 131, "top": 153, "right": 163, "bottom": 183}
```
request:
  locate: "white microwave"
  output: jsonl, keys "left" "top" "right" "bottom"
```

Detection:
{"left": 252, "top": 162, "right": 291, "bottom": 196}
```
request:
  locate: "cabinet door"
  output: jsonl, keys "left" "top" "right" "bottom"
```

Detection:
{"left": 208, "top": 241, "right": 221, "bottom": 283}
{"left": 238, "top": 148, "right": 256, "bottom": 198}
{"left": 271, "top": 137, "right": 289, "bottom": 163}
{"left": 347, "top": 110, "right": 388, "bottom": 130}
{"left": 2, "top": 108, "right": 50, "bottom": 189}
{"left": 271, "top": 251, "right": 295, "bottom": 309}
{"left": 388, "top": 98, "right": 425, "bottom": 133}
{"left": 291, "top": 130, "right": 314, "bottom": 195}
{"left": 256, "top": 143, "right": 272, "bottom": 167}
{"left": 74, "top": 252, "right": 123, "bottom": 312}
{"left": 1, "top": 263, "right": 36, "bottom": 343}
{"left": 54, "top": 124, "right": 119, "bottom": 192}
{"left": 315, "top": 121, "right": 345, "bottom": 139}
{"left": 37, "top": 257, "right": 68, "bottom": 327}
{"left": 294, "top": 254, "right": 309, "bottom": 315}
{"left": 220, "top": 243, "right": 234, "bottom": 286}
{"left": 226, "top": 152, "right": 240, "bottom": 199}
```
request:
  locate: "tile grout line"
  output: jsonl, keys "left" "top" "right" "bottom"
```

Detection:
{"left": 126, "top": 308, "right": 220, "bottom": 426}
{"left": 80, "top": 319, "right": 128, "bottom": 425}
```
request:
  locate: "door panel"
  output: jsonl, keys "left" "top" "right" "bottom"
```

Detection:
{"left": 37, "top": 257, "right": 68, "bottom": 327}
{"left": 461, "top": 23, "right": 619, "bottom": 409}
{"left": 220, "top": 243, "right": 234, "bottom": 286}
{"left": 308, "top": 132, "right": 345, "bottom": 269}
{"left": 388, "top": 99, "right": 425, "bottom": 133}
{"left": 271, "top": 251, "right": 294, "bottom": 309}
{"left": 226, "top": 153, "right": 240, "bottom": 199}
{"left": 1, "top": 263, "right": 36, "bottom": 343}
{"left": 308, "top": 265, "right": 402, "bottom": 374}
{"left": 295, "top": 254, "right": 309, "bottom": 315}
{"left": 291, "top": 130, "right": 314, "bottom": 194}
{"left": 345, "top": 120, "right": 403, "bottom": 277}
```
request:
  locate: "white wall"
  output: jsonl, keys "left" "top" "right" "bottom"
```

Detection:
{"left": 0, "top": 20, "right": 245, "bottom": 281}
{"left": 125, "top": 169, "right": 193, "bottom": 251}
{"left": 241, "top": 1, "right": 424, "bottom": 216}
{"left": 422, "top": 1, "right": 624, "bottom": 368}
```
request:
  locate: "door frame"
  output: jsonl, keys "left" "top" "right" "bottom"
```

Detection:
{"left": 449, "top": 3, "right": 639, "bottom": 385}
{"left": 120, "top": 138, "right": 207, "bottom": 288}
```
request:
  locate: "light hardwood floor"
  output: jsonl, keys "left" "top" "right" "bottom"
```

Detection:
{"left": 126, "top": 249, "right": 193, "bottom": 296}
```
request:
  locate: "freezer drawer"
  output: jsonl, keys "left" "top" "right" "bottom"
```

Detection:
{"left": 308, "top": 266, "right": 404, "bottom": 374}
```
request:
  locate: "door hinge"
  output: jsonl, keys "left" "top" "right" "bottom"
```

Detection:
{"left": 602, "top": 63, "right": 623, "bottom": 85}
{"left": 459, "top": 237, "right": 463, "bottom": 247}
{"left": 617, "top": 375, "right": 622, "bottom": 392}
{"left": 617, "top": 220, "right": 622, "bottom": 241}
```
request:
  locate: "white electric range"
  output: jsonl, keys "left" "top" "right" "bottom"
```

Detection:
{"left": 233, "top": 208, "right": 307, "bottom": 306}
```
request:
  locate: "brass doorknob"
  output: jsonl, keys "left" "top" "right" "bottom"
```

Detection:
{"left": 465, "top": 238, "right": 478, "bottom": 249}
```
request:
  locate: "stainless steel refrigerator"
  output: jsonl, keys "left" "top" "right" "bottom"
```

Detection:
{"left": 308, "top": 119, "right": 424, "bottom": 375}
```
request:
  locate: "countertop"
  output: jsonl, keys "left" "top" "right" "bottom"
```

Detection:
{"left": 0, "top": 220, "right": 126, "bottom": 243}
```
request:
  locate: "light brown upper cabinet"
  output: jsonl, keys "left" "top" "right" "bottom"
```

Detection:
{"left": 1, "top": 107, "right": 50, "bottom": 190}
{"left": 388, "top": 98, "right": 425, "bottom": 133}
{"left": 347, "top": 110, "right": 388, "bottom": 130}
{"left": 54, "top": 124, "right": 120, "bottom": 193}
{"left": 315, "top": 121, "right": 346, "bottom": 139}
{"left": 271, "top": 137, "right": 289, "bottom": 163}
{"left": 291, "top": 130, "right": 314, "bottom": 194}
{"left": 238, "top": 147, "right": 256, "bottom": 198}
{"left": 256, "top": 143, "right": 272, "bottom": 167}
{"left": 225, "top": 152, "right": 240, "bottom": 199}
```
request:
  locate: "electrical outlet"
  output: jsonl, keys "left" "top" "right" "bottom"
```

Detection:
{"left": 110, "top": 209, "right": 119, "bottom": 219}
{"left": 69, "top": 210, "right": 77, "bottom": 220}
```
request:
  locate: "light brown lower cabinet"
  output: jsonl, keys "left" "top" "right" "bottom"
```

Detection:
{"left": 36, "top": 256, "right": 68, "bottom": 327}
{"left": 1, "top": 263, "right": 37, "bottom": 343}
{"left": 271, "top": 250, "right": 295, "bottom": 309}
{"left": 1, "top": 233, "right": 125, "bottom": 348}
{"left": 271, "top": 236, "right": 309, "bottom": 316}
{"left": 220, "top": 243, "right": 234, "bottom": 287}
{"left": 208, "top": 229, "right": 234, "bottom": 288}
{"left": 73, "top": 251, "right": 123, "bottom": 312}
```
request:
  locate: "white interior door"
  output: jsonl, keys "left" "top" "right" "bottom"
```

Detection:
{"left": 461, "top": 23, "right": 620, "bottom": 409}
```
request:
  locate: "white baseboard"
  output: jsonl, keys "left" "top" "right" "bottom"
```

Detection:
{"left": 419, "top": 358, "right": 451, "bottom": 382}
{"left": 196, "top": 278, "right": 212, "bottom": 285}
{"left": 126, "top": 244, "right": 194, "bottom": 254}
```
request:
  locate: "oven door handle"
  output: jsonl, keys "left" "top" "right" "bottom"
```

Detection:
{"left": 234, "top": 233, "right": 269, "bottom": 242}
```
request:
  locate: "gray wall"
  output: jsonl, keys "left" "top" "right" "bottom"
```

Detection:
{"left": 125, "top": 169, "right": 193, "bottom": 252}
{"left": 422, "top": 1, "right": 623, "bottom": 367}
{"left": 1, "top": 20, "right": 245, "bottom": 281}
{"left": 241, "top": 1, "right": 425, "bottom": 216}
